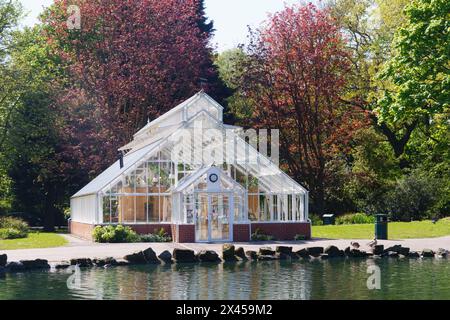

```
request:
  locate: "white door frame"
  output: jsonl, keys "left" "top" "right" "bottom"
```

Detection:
{"left": 194, "top": 191, "right": 234, "bottom": 243}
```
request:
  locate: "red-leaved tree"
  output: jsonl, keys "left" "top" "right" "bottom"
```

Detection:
{"left": 43, "top": 0, "right": 223, "bottom": 178}
{"left": 241, "top": 3, "right": 359, "bottom": 214}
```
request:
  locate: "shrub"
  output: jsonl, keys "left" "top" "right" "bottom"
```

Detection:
{"left": 335, "top": 213, "right": 375, "bottom": 225}
{"left": 140, "top": 228, "right": 172, "bottom": 243}
{"left": 309, "top": 214, "right": 323, "bottom": 226}
{"left": 0, "top": 217, "right": 29, "bottom": 239}
{"left": 93, "top": 225, "right": 139, "bottom": 243}
{"left": 251, "top": 228, "right": 275, "bottom": 241}
{"left": 0, "top": 216, "right": 29, "bottom": 233}
{"left": 384, "top": 173, "right": 438, "bottom": 221}
{"left": 0, "top": 227, "right": 27, "bottom": 239}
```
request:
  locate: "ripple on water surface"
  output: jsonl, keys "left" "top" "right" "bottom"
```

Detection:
{"left": 1, "top": 258, "right": 450, "bottom": 300}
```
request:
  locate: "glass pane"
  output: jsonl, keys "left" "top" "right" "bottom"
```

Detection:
{"left": 288, "top": 194, "right": 293, "bottom": 221}
{"left": 185, "top": 194, "right": 194, "bottom": 224}
{"left": 111, "top": 196, "right": 119, "bottom": 223}
{"left": 248, "top": 173, "right": 259, "bottom": 193}
{"left": 210, "top": 194, "right": 230, "bottom": 241}
{"left": 147, "top": 162, "right": 160, "bottom": 191}
{"left": 259, "top": 194, "right": 270, "bottom": 221}
{"left": 120, "top": 195, "right": 135, "bottom": 223}
{"left": 147, "top": 195, "right": 160, "bottom": 222}
{"left": 272, "top": 195, "right": 279, "bottom": 221}
{"left": 234, "top": 194, "right": 243, "bottom": 222}
{"left": 248, "top": 193, "right": 259, "bottom": 221}
{"left": 111, "top": 180, "right": 123, "bottom": 194}
{"left": 160, "top": 195, "right": 172, "bottom": 222}
{"left": 160, "top": 162, "right": 173, "bottom": 192}
{"left": 195, "top": 193, "right": 209, "bottom": 241}
{"left": 135, "top": 196, "right": 146, "bottom": 222}
{"left": 102, "top": 196, "right": 111, "bottom": 223}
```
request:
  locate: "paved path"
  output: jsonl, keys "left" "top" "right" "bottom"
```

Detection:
{"left": 2, "top": 234, "right": 450, "bottom": 263}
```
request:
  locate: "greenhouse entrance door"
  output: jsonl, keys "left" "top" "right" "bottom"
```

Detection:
{"left": 194, "top": 192, "right": 233, "bottom": 242}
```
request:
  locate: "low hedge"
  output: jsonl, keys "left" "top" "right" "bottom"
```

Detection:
{"left": 93, "top": 225, "right": 173, "bottom": 243}
{"left": 140, "top": 228, "right": 172, "bottom": 243}
{"left": 0, "top": 217, "right": 29, "bottom": 239}
{"left": 335, "top": 213, "right": 375, "bottom": 225}
{"left": 93, "top": 225, "right": 139, "bottom": 243}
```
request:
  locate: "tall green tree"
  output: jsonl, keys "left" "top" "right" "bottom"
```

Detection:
{"left": 379, "top": 0, "right": 449, "bottom": 123}
{"left": 0, "top": 0, "right": 23, "bottom": 213}
{"left": 2, "top": 25, "right": 67, "bottom": 230}
{"left": 328, "top": 0, "right": 418, "bottom": 166}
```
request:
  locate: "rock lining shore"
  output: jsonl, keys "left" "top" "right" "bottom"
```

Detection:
{"left": 0, "top": 244, "right": 448, "bottom": 274}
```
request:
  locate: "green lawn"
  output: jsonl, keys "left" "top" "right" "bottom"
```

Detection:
{"left": 0, "top": 232, "right": 68, "bottom": 250}
{"left": 312, "top": 218, "right": 450, "bottom": 240}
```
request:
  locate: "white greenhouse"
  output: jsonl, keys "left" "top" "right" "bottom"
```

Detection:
{"left": 70, "top": 92, "right": 310, "bottom": 242}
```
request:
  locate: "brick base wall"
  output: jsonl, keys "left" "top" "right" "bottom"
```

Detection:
{"left": 71, "top": 221, "right": 311, "bottom": 242}
{"left": 172, "top": 224, "right": 196, "bottom": 243}
{"left": 233, "top": 224, "right": 250, "bottom": 242}
{"left": 251, "top": 222, "right": 311, "bottom": 240}
{"left": 69, "top": 221, "right": 95, "bottom": 241}
{"left": 128, "top": 224, "right": 172, "bottom": 237}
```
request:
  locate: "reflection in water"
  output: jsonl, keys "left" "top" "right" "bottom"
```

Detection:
{"left": 1, "top": 259, "right": 450, "bottom": 300}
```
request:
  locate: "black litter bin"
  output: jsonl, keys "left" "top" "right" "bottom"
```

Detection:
{"left": 323, "top": 214, "right": 335, "bottom": 225}
{"left": 375, "top": 214, "right": 388, "bottom": 240}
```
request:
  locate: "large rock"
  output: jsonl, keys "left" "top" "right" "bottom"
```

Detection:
{"left": 20, "top": 259, "right": 50, "bottom": 270}
{"left": 306, "top": 247, "right": 324, "bottom": 257}
{"left": 235, "top": 247, "right": 248, "bottom": 261}
{"left": 93, "top": 258, "right": 107, "bottom": 267}
{"left": 124, "top": 248, "right": 160, "bottom": 265}
{"left": 437, "top": 248, "right": 448, "bottom": 258}
{"left": 372, "top": 245, "right": 384, "bottom": 255}
{"left": 245, "top": 251, "right": 258, "bottom": 261}
{"left": 276, "top": 246, "right": 293, "bottom": 256}
{"left": 422, "top": 249, "right": 435, "bottom": 258}
{"left": 173, "top": 248, "right": 197, "bottom": 263}
{"left": 344, "top": 246, "right": 351, "bottom": 256}
{"left": 387, "top": 251, "right": 399, "bottom": 258}
{"left": 93, "top": 257, "right": 117, "bottom": 267}
{"left": 345, "top": 247, "right": 366, "bottom": 258}
{"left": 295, "top": 248, "right": 310, "bottom": 258}
{"left": 258, "top": 255, "right": 278, "bottom": 261}
{"left": 277, "top": 252, "right": 292, "bottom": 260}
{"left": 222, "top": 244, "right": 237, "bottom": 262}
{"left": 114, "top": 259, "right": 130, "bottom": 266}
{"left": 105, "top": 257, "right": 118, "bottom": 266}
{"left": 197, "top": 250, "right": 221, "bottom": 263}
{"left": 54, "top": 262, "right": 71, "bottom": 269}
{"left": 6, "top": 261, "right": 25, "bottom": 272}
{"left": 123, "top": 251, "right": 147, "bottom": 264}
{"left": 158, "top": 250, "right": 173, "bottom": 264}
{"left": 408, "top": 251, "right": 420, "bottom": 258}
{"left": 324, "top": 245, "right": 342, "bottom": 258}
{"left": 259, "top": 247, "right": 275, "bottom": 256}
{"left": 0, "top": 266, "right": 5, "bottom": 277}
{"left": 384, "top": 245, "right": 403, "bottom": 254}
{"left": 70, "top": 258, "right": 93, "bottom": 267}
{"left": 143, "top": 247, "right": 160, "bottom": 264}
{"left": 0, "top": 254, "right": 7, "bottom": 267}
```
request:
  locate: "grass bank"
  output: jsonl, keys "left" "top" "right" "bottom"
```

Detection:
{"left": 312, "top": 218, "right": 450, "bottom": 239}
{"left": 0, "top": 232, "right": 68, "bottom": 250}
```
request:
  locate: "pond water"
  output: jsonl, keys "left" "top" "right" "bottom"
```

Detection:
{"left": 1, "top": 258, "right": 450, "bottom": 300}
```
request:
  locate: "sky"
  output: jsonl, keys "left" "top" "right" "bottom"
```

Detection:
{"left": 18, "top": 0, "right": 310, "bottom": 52}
